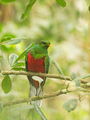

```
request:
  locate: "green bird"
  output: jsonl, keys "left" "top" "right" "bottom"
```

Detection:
{"left": 25, "top": 41, "right": 50, "bottom": 106}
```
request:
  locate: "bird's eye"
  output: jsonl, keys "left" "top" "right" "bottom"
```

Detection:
{"left": 40, "top": 41, "right": 46, "bottom": 45}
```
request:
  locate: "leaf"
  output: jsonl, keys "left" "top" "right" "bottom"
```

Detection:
{"left": 63, "top": 99, "right": 78, "bottom": 112}
{"left": 0, "top": 0, "right": 16, "bottom": 4}
{"left": 71, "top": 73, "right": 81, "bottom": 87}
{"left": 0, "top": 33, "right": 23, "bottom": 45}
{"left": 2, "top": 75, "right": 12, "bottom": 93}
{"left": 56, "top": 0, "right": 66, "bottom": 7}
{"left": 9, "top": 53, "right": 18, "bottom": 67}
{"left": 73, "top": 74, "right": 90, "bottom": 87}
{"left": 0, "top": 33, "right": 16, "bottom": 43}
{"left": 5, "top": 38, "right": 22, "bottom": 45}
{"left": 0, "top": 45, "right": 15, "bottom": 52}
{"left": 21, "top": 0, "right": 37, "bottom": 20}
{"left": 13, "top": 61, "right": 25, "bottom": 67}
{"left": 15, "top": 43, "right": 33, "bottom": 63}
{"left": 12, "top": 61, "right": 25, "bottom": 71}
{"left": 12, "top": 67, "right": 25, "bottom": 71}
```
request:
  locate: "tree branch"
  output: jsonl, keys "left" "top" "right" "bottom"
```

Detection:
{"left": 2, "top": 88, "right": 90, "bottom": 107}
{"left": 0, "top": 70, "right": 89, "bottom": 84}
{"left": 3, "top": 89, "right": 69, "bottom": 107}
{"left": 1, "top": 70, "right": 71, "bottom": 81}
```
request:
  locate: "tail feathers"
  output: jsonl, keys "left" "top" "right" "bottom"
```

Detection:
{"left": 30, "top": 84, "right": 43, "bottom": 106}
{"left": 34, "top": 104, "right": 47, "bottom": 120}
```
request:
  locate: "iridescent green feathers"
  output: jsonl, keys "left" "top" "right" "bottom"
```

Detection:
{"left": 26, "top": 41, "right": 50, "bottom": 73}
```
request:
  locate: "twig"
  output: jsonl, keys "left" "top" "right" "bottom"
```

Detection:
{"left": 2, "top": 88, "right": 90, "bottom": 107}
{"left": 3, "top": 89, "right": 68, "bottom": 107}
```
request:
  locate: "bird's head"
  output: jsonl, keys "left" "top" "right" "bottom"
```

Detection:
{"left": 40, "top": 41, "right": 50, "bottom": 49}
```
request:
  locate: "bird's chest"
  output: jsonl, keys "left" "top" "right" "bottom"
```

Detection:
{"left": 27, "top": 53, "right": 45, "bottom": 73}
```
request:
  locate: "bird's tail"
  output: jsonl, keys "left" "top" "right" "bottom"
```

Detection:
{"left": 29, "top": 77, "right": 47, "bottom": 120}
{"left": 30, "top": 84, "right": 43, "bottom": 106}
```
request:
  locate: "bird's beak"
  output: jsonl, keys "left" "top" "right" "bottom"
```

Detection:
{"left": 49, "top": 44, "right": 53, "bottom": 47}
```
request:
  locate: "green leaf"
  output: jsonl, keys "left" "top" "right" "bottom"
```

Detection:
{"left": 0, "top": 0, "right": 16, "bottom": 4}
{"left": 21, "top": 0, "right": 37, "bottom": 20}
{"left": 0, "top": 33, "right": 23, "bottom": 45}
{"left": 0, "top": 44, "right": 16, "bottom": 52}
{"left": 56, "top": 0, "right": 66, "bottom": 7}
{"left": 12, "top": 61, "right": 25, "bottom": 71}
{"left": 5, "top": 38, "right": 22, "bottom": 45}
{"left": 15, "top": 43, "right": 33, "bottom": 63}
{"left": 63, "top": 99, "right": 78, "bottom": 112}
{"left": 13, "top": 61, "right": 25, "bottom": 67}
{"left": 0, "top": 33, "right": 16, "bottom": 43}
{"left": 12, "top": 67, "right": 25, "bottom": 71}
{"left": 9, "top": 53, "right": 18, "bottom": 67}
{"left": 2, "top": 75, "right": 12, "bottom": 93}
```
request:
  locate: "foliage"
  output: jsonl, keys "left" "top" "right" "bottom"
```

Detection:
{"left": 21, "top": 0, "right": 37, "bottom": 20}
{"left": 1, "top": 75, "right": 12, "bottom": 93}
{"left": 0, "top": 0, "right": 16, "bottom": 4}
{"left": 63, "top": 99, "right": 78, "bottom": 112}
{"left": 56, "top": 0, "right": 66, "bottom": 7}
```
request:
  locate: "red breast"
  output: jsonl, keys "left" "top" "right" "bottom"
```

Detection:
{"left": 27, "top": 52, "right": 45, "bottom": 88}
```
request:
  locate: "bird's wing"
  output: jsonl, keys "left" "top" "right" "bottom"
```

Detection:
{"left": 45, "top": 54, "right": 50, "bottom": 73}
{"left": 25, "top": 43, "right": 34, "bottom": 71}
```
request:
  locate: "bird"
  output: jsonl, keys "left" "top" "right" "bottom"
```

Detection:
{"left": 25, "top": 41, "right": 50, "bottom": 106}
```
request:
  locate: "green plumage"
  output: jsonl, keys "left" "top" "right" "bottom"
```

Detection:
{"left": 45, "top": 55, "right": 50, "bottom": 73}
{"left": 29, "top": 44, "right": 48, "bottom": 59}
{"left": 26, "top": 42, "right": 50, "bottom": 73}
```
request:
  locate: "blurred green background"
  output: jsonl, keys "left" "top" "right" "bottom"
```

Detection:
{"left": 0, "top": 0, "right": 90, "bottom": 120}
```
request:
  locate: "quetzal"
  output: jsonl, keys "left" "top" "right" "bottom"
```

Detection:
{"left": 26, "top": 41, "right": 50, "bottom": 106}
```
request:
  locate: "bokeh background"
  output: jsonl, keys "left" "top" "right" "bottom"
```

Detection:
{"left": 0, "top": 0, "right": 90, "bottom": 120}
